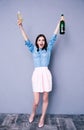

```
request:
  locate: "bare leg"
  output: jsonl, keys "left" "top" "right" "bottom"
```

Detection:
{"left": 38, "top": 92, "right": 49, "bottom": 127}
{"left": 29, "top": 92, "right": 40, "bottom": 123}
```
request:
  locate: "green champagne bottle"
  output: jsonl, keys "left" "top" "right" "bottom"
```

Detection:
{"left": 60, "top": 14, "right": 65, "bottom": 34}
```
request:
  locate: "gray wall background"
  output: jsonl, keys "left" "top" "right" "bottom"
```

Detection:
{"left": 0, "top": 0, "right": 84, "bottom": 114}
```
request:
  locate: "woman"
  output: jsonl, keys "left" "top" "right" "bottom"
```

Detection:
{"left": 17, "top": 18, "right": 60, "bottom": 128}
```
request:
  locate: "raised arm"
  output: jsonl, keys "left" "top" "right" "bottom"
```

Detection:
{"left": 17, "top": 19, "right": 34, "bottom": 52}
{"left": 54, "top": 21, "right": 60, "bottom": 35}
{"left": 17, "top": 19, "right": 28, "bottom": 41}
{"left": 48, "top": 21, "right": 60, "bottom": 51}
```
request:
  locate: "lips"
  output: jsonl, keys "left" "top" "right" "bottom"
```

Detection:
{"left": 40, "top": 44, "right": 44, "bottom": 47}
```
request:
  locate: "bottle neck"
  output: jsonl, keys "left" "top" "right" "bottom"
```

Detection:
{"left": 61, "top": 16, "right": 64, "bottom": 21}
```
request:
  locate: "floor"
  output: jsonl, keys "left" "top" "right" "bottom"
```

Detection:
{"left": 0, "top": 114, "right": 84, "bottom": 130}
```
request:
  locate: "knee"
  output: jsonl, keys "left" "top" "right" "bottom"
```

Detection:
{"left": 43, "top": 96, "right": 48, "bottom": 103}
{"left": 34, "top": 100, "right": 39, "bottom": 107}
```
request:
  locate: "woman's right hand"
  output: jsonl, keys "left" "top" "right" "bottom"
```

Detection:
{"left": 17, "top": 19, "right": 23, "bottom": 26}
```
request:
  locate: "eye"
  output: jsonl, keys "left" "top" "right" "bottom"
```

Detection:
{"left": 42, "top": 39, "right": 45, "bottom": 42}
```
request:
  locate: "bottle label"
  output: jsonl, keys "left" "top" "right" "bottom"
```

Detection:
{"left": 60, "top": 20, "right": 65, "bottom": 34}
{"left": 61, "top": 24, "right": 63, "bottom": 32}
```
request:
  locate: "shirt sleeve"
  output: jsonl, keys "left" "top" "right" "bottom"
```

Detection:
{"left": 47, "top": 34, "right": 57, "bottom": 51}
{"left": 25, "top": 40, "right": 34, "bottom": 53}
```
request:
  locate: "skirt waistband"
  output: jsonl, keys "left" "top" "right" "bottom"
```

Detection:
{"left": 35, "top": 67, "right": 48, "bottom": 70}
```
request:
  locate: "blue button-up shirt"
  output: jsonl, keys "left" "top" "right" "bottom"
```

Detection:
{"left": 25, "top": 34, "right": 57, "bottom": 68}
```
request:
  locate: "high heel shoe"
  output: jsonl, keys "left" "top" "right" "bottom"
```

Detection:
{"left": 38, "top": 118, "right": 44, "bottom": 128}
{"left": 29, "top": 114, "right": 35, "bottom": 123}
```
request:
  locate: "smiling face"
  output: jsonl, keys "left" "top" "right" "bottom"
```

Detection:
{"left": 35, "top": 34, "right": 48, "bottom": 51}
{"left": 37, "top": 36, "right": 45, "bottom": 49}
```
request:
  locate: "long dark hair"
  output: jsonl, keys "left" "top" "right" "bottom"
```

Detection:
{"left": 35, "top": 34, "right": 48, "bottom": 51}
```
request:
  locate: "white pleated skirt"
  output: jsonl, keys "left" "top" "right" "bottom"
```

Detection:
{"left": 32, "top": 67, "right": 52, "bottom": 92}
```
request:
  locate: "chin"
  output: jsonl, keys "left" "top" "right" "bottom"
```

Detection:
{"left": 39, "top": 46, "right": 43, "bottom": 49}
